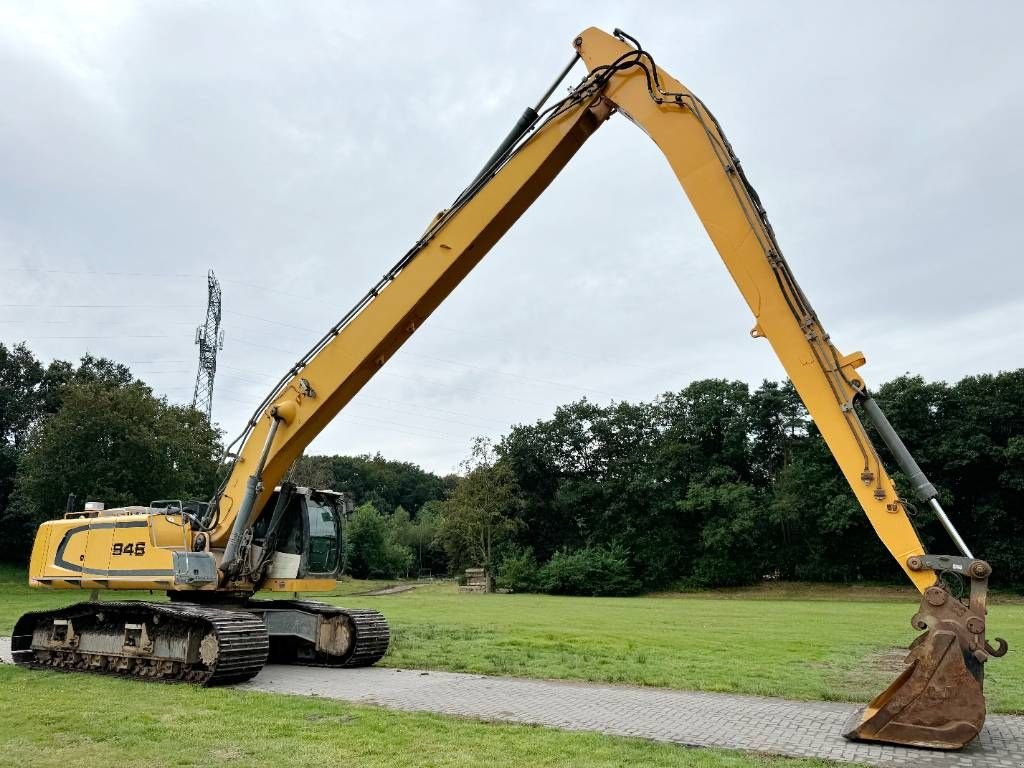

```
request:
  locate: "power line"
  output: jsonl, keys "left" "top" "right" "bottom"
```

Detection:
{"left": 377, "top": 369, "right": 554, "bottom": 408}
{"left": 219, "top": 361, "right": 554, "bottom": 410}
{"left": 337, "top": 413, "right": 475, "bottom": 443}
{"left": 0, "top": 266, "right": 305, "bottom": 298}
{"left": 5, "top": 334, "right": 176, "bottom": 340}
{"left": 230, "top": 337, "right": 293, "bottom": 355}
{"left": 2, "top": 302, "right": 670, "bottom": 390}
{"left": 358, "top": 394, "right": 510, "bottom": 429}
{"left": 210, "top": 391, "right": 475, "bottom": 447}
{"left": 428, "top": 321, "right": 669, "bottom": 375}
{"left": 0, "top": 303, "right": 203, "bottom": 309}
{"left": 402, "top": 351, "right": 616, "bottom": 398}
{"left": 223, "top": 309, "right": 318, "bottom": 334}
{"left": 215, "top": 368, "right": 512, "bottom": 431}
{"left": 0, "top": 318, "right": 195, "bottom": 326}
{"left": 218, "top": 310, "right": 659, "bottom": 396}
{"left": 121, "top": 369, "right": 193, "bottom": 376}
{"left": 225, "top": 324, "right": 617, "bottom": 399}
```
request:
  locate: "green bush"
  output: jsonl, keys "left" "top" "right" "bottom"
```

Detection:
{"left": 494, "top": 546, "right": 540, "bottom": 592}
{"left": 345, "top": 503, "right": 413, "bottom": 579}
{"left": 538, "top": 545, "right": 640, "bottom": 596}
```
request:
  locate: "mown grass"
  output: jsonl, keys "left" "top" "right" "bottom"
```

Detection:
{"left": 4, "top": 566, "right": 1022, "bottom": 713}
{"left": 0, "top": 665, "right": 848, "bottom": 768}
{"left": 321, "top": 581, "right": 1024, "bottom": 714}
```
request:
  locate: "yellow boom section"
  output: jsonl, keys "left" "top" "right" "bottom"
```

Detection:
{"left": 212, "top": 95, "right": 609, "bottom": 548}
{"left": 215, "top": 27, "right": 930, "bottom": 592}
{"left": 575, "top": 28, "right": 930, "bottom": 590}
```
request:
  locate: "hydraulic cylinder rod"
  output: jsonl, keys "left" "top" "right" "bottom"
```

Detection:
{"left": 464, "top": 52, "right": 581, "bottom": 196}
{"left": 220, "top": 414, "right": 283, "bottom": 572}
{"left": 860, "top": 396, "right": 973, "bottom": 558}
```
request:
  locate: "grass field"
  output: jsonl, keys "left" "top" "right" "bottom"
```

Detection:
{"left": 3, "top": 567, "right": 1021, "bottom": 714}
{"left": 0, "top": 665, "right": 846, "bottom": 768}
{"left": 326, "top": 580, "right": 1024, "bottom": 714}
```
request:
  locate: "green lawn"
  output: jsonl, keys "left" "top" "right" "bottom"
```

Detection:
{"left": 0, "top": 665, "right": 849, "bottom": 768}
{"left": 3, "top": 566, "right": 1021, "bottom": 714}
{"left": 323, "top": 580, "right": 1024, "bottom": 714}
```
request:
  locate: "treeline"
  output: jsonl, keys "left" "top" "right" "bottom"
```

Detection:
{"left": 2, "top": 340, "right": 1021, "bottom": 595}
{"left": 493, "top": 374, "right": 1024, "bottom": 591}
{"left": 0, "top": 343, "right": 222, "bottom": 561}
{"left": 292, "top": 370, "right": 1024, "bottom": 593}
{"left": 287, "top": 453, "right": 453, "bottom": 578}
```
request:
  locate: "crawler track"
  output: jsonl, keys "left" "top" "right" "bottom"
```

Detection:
{"left": 12, "top": 597, "right": 389, "bottom": 684}
{"left": 251, "top": 599, "right": 390, "bottom": 667}
{"left": 12, "top": 601, "right": 268, "bottom": 685}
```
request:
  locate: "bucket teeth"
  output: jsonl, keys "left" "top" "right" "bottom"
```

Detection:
{"left": 844, "top": 556, "right": 1005, "bottom": 750}
{"left": 843, "top": 627, "right": 986, "bottom": 749}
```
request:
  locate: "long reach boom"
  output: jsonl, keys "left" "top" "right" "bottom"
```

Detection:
{"left": 20, "top": 28, "right": 1005, "bottom": 750}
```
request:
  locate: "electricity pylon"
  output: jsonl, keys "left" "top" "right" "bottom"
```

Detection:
{"left": 191, "top": 270, "right": 224, "bottom": 420}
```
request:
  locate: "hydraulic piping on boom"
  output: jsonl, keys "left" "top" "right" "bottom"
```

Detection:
{"left": 13, "top": 26, "right": 1004, "bottom": 751}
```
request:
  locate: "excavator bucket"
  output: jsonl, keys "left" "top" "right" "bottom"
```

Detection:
{"left": 844, "top": 556, "right": 1007, "bottom": 750}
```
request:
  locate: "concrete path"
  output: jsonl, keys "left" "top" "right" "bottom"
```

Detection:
{"left": 3, "top": 637, "right": 1021, "bottom": 767}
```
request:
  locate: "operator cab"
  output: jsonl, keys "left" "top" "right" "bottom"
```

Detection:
{"left": 249, "top": 486, "right": 349, "bottom": 580}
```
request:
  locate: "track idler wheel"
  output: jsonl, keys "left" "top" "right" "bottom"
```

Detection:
{"left": 844, "top": 556, "right": 1007, "bottom": 750}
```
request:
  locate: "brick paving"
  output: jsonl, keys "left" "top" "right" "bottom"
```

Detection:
{"left": 241, "top": 664, "right": 1023, "bottom": 767}
{"left": 3, "top": 637, "right": 1021, "bottom": 766}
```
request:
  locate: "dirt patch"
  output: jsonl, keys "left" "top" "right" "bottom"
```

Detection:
{"left": 210, "top": 747, "right": 245, "bottom": 761}
{"left": 652, "top": 581, "right": 1024, "bottom": 604}
{"left": 816, "top": 646, "right": 909, "bottom": 696}
{"left": 305, "top": 713, "right": 355, "bottom": 724}
{"left": 354, "top": 584, "right": 417, "bottom": 596}
{"left": 864, "top": 647, "right": 908, "bottom": 677}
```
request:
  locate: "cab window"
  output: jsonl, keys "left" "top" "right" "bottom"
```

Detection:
{"left": 305, "top": 498, "right": 340, "bottom": 574}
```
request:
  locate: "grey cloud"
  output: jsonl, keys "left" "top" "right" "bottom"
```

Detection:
{"left": 1, "top": 1, "right": 1021, "bottom": 474}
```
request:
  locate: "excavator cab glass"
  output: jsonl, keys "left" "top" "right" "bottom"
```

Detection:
{"left": 251, "top": 489, "right": 342, "bottom": 579}
{"left": 305, "top": 495, "right": 341, "bottom": 574}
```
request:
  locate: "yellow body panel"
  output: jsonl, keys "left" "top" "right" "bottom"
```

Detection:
{"left": 264, "top": 578, "right": 337, "bottom": 593}
{"left": 29, "top": 514, "right": 179, "bottom": 591}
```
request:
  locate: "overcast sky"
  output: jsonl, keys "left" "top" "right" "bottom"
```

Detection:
{"left": 2, "top": 1, "right": 1022, "bottom": 475}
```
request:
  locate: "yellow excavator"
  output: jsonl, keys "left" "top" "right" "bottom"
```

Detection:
{"left": 13, "top": 27, "right": 1006, "bottom": 750}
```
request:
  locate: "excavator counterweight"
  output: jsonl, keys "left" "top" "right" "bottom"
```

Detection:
{"left": 14, "top": 26, "right": 1003, "bottom": 750}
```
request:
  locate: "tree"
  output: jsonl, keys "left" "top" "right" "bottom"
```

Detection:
{"left": 438, "top": 439, "right": 524, "bottom": 575}
{"left": 344, "top": 502, "right": 413, "bottom": 579}
{"left": 393, "top": 501, "right": 442, "bottom": 576}
{"left": 748, "top": 379, "right": 807, "bottom": 485}
{"left": 0, "top": 343, "right": 48, "bottom": 446}
{"left": 498, "top": 398, "right": 667, "bottom": 579}
{"left": 3, "top": 374, "right": 222, "bottom": 561}
{"left": 538, "top": 545, "right": 640, "bottom": 596}
{"left": 679, "top": 468, "right": 764, "bottom": 587}
{"left": 345, "top": 503, "right": 390, "bottom": 579}
{"left": 286, "top": 454, "right": 335, "bottom": 490}
{"left": 387, "top": 505, "right": 413, "bottom": 546}
{"left": 0, "top": 344, "right": 48, "bottom": 533}
{"left": 290, "top": 453, "right": 450, "bottom": 514}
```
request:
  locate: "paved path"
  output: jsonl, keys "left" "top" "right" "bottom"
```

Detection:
{"left": 3, "top": 638, "right": 1021, "bottom": 766}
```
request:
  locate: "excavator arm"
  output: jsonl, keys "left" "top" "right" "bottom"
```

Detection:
{"left": 201, "top": 29, "right": 1006, "bottom": 749}
{"left": 215, "top": 30, "right": 932, "bottom": 581}
{"left": 209, "top": 77, "right": 608, "bottom": 562}
{"left": 22, "top": 26, "right": 1000, "bottom": 749}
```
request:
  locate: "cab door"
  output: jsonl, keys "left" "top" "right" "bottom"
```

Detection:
{"left": 302, "top": 494, "right": 341, "bottom": 577}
